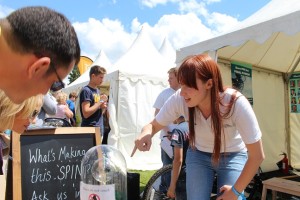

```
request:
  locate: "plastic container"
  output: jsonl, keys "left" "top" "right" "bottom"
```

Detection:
{"left": 80, "top": 145, "right": 127, "bottom": 200}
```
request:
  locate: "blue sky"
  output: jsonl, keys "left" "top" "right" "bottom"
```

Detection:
{"left": 0, "top": 0, "right": 271, "bottom": 64}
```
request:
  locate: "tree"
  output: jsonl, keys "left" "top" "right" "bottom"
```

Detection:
{"left": 68, "top": 65, "right": 80, "bottom": 84}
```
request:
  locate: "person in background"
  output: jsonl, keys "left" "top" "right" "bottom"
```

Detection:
{"left": 167, "top": 116, "right": 189, "bottom": 200}
{"left": 291, "top": 89, "right": 296, "bottom": 96}
{"left": 101, "top": 95, "right": 110, "bottom": 144}
{"left": 134, "top": 54, "right": 265, "bottom": 200}
{"left": 0, "top": 90, "right": 43, "bottom": 175}
{"left": 153, "top": 67, "right": 181, "bottom": 166}
{"left": 51, "top": 89, "right": 62, "bottom": 99}
{"left": 292, "top": 105, "right": 297, "bottom": 112}
{"left": 79, "top": 65, "right": 107, "bottom": 129}
{"left": 67, "top": 92, "right": 77, "bottom": 126}
{"left": 54, "top": 92, "right": 73, "bottom": 123}
{"left": 35, "top": 92, "right": 57, "bottom": 126}
{"left": 0, "top": 6, "right": 80, "bottom": 104}
{"left": 291, "top": 97, "right": 297, "bottom": 104}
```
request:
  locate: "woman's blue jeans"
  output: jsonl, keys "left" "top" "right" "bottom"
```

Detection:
{"left": 186, "top": 148, "right": 248, "bottom": 200}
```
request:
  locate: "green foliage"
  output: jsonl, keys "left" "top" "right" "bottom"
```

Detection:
{"left": 68, "top": 65, "right": 80, "bottom": 84}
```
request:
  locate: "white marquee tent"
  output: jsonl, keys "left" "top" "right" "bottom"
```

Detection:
{"left": 62, "top": 27, "right": 174, "bottom": 170}
{"left": 159, "top": 36, "right": 176, "bottom": 64}
{"left": 177, "top": 0, "right": 300, "bottom": 171}
{"left": 106, "top": 27, "right": 175, "bottom": 170}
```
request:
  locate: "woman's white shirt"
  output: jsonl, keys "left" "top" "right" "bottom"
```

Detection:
{"left": 155, "top": 88, "right": 262, "bottom": 153}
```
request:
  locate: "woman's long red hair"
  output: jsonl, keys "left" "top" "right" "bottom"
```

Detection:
{"left": 177, "top": 54, "right": 237, "bottom": 165}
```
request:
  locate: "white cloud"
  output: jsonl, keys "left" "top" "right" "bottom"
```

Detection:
{"left": 0, "top": 5, "right": 14, "bottom": 18}
{"left": 73, "top": 9, "right": 239, "bottom": 64}
{"left": 205, "top": 0, "right": 221, "bottom": 5}
{"left": 177, "top": 0, "right": 239, "bottom": 35}
{"left": 140, "top": 0, "right": 179, "bottom": 8}
{"left": 73, "top": 12, "right": 223, "bottom": 64}
{"left": 178, "top": 0, "right": 208, "bottom": 17}
{"left": 139, "top": 0, "right": 238, "bottom": 35}
{"left": 151, "top": 13, "right": 214, "bottom": 49}
{"left": 0, "top": 1, "right": 240, "bottom": 66}
{"left": 207, "top": 12, "right": 239, "bottom": 34}
{"left": 147, "top": 0, "right": 239, "bottom": 43}
{"left": 73, "top": 18, "right": 136, "bottom": 63}
{"left": 140, "top": 0, "right": 216, "bottom": 14}
{"left": 131, "top": 18, "right": 143, "bottom": 33}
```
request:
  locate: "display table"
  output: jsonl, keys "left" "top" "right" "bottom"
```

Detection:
{"left": 261, "top": 177, "right": 300, "bottom": 200}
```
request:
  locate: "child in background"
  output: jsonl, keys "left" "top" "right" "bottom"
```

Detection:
{"left": 54, "top": 92, "right": 73, "bottom": 123}
{"left": 167, "top": 116, "right": 189, "bottom": 200}
{"left": 67, "top": 92, "right": 78, "bottom": 126}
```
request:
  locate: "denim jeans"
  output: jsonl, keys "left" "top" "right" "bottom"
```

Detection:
{"left": 186, "top": 148, "right": 248, "bottom": 200}
{"left": 161, "top": 147, "right": 173, "bottom": 166}
{"left": 160, "top": 147, "right": 173, "bottom": 192}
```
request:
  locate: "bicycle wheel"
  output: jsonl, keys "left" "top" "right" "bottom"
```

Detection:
{"left": 142, "top": 164, "right": 173, "bottom": 200}
{"left": 244, "top": 168, "right": 263, "bottom": 200}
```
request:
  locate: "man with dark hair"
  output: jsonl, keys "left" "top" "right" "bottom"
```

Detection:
{"left": 79, "top": 65, "right": 107, "bottom": 128}
{"left": 0, "top": 6, "right": 81, "bottom": 104}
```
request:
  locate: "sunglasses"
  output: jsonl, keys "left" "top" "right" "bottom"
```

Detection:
{"left": 29, "top": 110, "right": 40, "bottom": 120}
{"left": 50, "top": 63, "right": 65, "bottom": 92}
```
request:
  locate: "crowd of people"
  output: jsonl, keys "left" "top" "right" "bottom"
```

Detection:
{"left": 0, "top": 5, "right": 266, "bottom": 200}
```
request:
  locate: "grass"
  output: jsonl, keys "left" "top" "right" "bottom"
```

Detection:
{"left": 129, "top": 169, "right": 156, "bottom": 193}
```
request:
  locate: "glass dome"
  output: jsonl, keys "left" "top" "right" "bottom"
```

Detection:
{"left": 80, "top": 145, "right": 127, "bottom": 200}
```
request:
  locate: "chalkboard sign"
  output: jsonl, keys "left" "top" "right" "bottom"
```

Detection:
{"left": 12, "top": 127, "right": 101, "bottom": 200}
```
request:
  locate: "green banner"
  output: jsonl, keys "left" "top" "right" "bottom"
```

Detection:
{"left": 289, "top": 73, "right": 300, "bottom": 113}
{"left": 231, "top": 61, "right": 253, "bottom": 105}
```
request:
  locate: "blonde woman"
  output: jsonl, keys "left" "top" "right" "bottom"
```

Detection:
{"left": 0, "top": 91, "right": 43, "bottom": 132}
{"left": 53, "top": 92, "right": 73, "bottom": 122}
{"left": 0, "top": 90, "right": 43, "bottom": 174}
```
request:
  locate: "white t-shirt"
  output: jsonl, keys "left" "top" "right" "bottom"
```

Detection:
{"left": 153, "top": 88, "right": 176, "bottom": 109}
{"left": 153, "top": 87, "right": 177, "bottom": 138}
{"left": 156, "top": 88, "right": 262, "bottom": 153}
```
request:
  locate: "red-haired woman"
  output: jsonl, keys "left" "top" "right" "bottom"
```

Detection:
{"left": 134, "top": 54, "right": 264, "bottom": 200}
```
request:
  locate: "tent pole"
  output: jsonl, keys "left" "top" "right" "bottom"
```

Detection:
{"left": 283, "top": 75, "right": 291, "bottom": 164}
